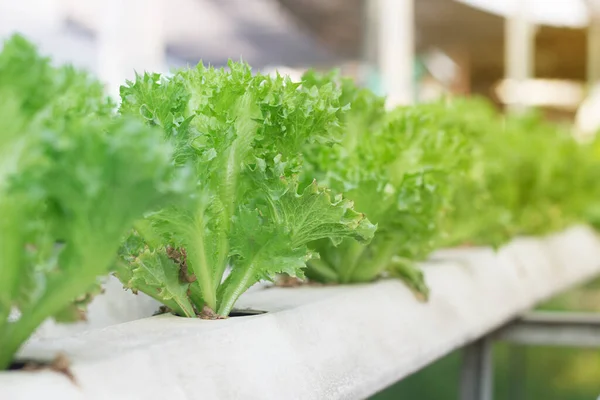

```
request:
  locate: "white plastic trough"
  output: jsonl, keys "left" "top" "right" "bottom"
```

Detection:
{"left": 1, "top": 225, "right": 600, "bottom": 400}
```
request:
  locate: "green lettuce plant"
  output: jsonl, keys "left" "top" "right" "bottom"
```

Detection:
{"left": 299, "top": 72, "right": 474, "bottom": 298}
{"left": 442, "top": 104, "right": 600, "bottom": 247}
{"left": 0, "top": 35, "right": 185, "bottom": 369}
{"left": 117, "top": 62, "right": 375, "bottom": 318}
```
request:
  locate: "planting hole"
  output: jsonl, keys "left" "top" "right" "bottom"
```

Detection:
{"left": 8, "top": 359, "right": 37, "bottom": 370}
{"left": 228, "top": 308, "right": 267, "bottom": 317}
{"left": 8, "top": 353, "right": 76, "bottom": 383}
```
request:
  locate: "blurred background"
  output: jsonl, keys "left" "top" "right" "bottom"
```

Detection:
{"left": 2, "top": 0, "right": 600, "bottom": 398}
{"left": 2, "top": 0, "right": 599, "bottom": 117}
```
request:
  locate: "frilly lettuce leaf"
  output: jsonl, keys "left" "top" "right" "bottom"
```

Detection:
{"left": 301, "top": 72, "right": 473, "bottom": 294}
{"left": 118, "top": 61, "right": 375, "bottom": 317}
{"left": 0, "top": 35, "right": 186, "bottom": 369}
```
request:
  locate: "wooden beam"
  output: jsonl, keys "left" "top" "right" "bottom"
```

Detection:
{"left": 588, "top": 12, "right": 600, "bottom": 87}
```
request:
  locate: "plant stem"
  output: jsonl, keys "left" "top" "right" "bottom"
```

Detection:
{"left": 212, "top": 94, "right": 257, "bottom": 296}
{"left": 187, "top": 281, "right": 204, "bottom": 312}
{"left": 187, "top": 214, "right": 217, "bottom": 311}
{"left": 141, "top": 288, "right": 195, "bottom": 317}
{"left": 0, "top": 269, "right": 97, "bottom": 370}
{"left": 217, "top": 265, "right": 255, "bottom": 317}
{"left": 388, "top": 256, "right": 429, "bottom": 300}
{"left": 338, "top": 240, "right": 368, "bottom": 284}
{"left": 0, "top": 198, "right": 25, "bottom": 341}
{"left": 216, "top": 242, "right": 268, "bottom": 317}
{"left": 0, "top": 326, "right": 16, "bottom": 369}
{"left": 306, "top": 258, "right": 339, "bottom": 283}
{"left": 348, "top": 237, "right": 396, "bottom": 283}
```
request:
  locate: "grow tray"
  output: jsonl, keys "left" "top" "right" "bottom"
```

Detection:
{"left": 1, "top": 226, "right": 599, "bottom": 400}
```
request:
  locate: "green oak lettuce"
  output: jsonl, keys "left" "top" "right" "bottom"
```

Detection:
{"left": 117, "top": 62, "right": 375, "bottom": 318}
{"left": 300, "top": 72, "right": 475, "bottom": 297}
{"left": 0, "top": 35, "right": 185, "bottom": 369}
{"left": 441, "top": 104, "right": 600, "bottom": 247}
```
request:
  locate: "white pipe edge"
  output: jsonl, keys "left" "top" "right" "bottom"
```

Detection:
{"left": 1, "top": 225, "right": 599, "bottom": 400}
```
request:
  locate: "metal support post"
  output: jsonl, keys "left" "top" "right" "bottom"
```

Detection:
{"left": 493, "top": 311, "right": 600, "bottom": 347}
{"left": 459, "top": 311, "right": 600, "bottom": 400}
{"left": 459, "top": 338, "right": 494, "bottom": 400}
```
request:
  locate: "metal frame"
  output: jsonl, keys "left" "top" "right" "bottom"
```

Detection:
{"left": 460, "top": 337, "right": 494, "bottom": 400}
{"left": 460, "top": 311, "right": 600, "bottom": 400}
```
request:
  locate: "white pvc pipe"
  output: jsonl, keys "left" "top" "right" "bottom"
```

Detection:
{"left": 97, "top": 0, "right": 166, "bottom": 98}
{"left": 2, "top": 226, "right": 599, "bottom": 399}
{"left": 378, "top": 0, "right": 415, "bottom": 107}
